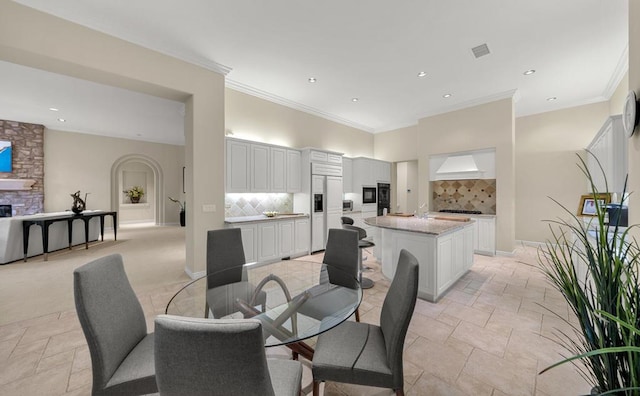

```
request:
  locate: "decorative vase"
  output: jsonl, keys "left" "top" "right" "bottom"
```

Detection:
{"left": 179, "top": 210, "right": 185, "bottom": 227}
{"left": 130, "top": 196, "right": 140, "bottom": 204}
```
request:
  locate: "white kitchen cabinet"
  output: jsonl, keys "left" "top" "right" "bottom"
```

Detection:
{"left": 352, "top": 157, "right": 391, "bottom": 192}
{"left": 342, "top": 157, "right": 353, "bottom": 193}
{"left": 294, "top": 218, "right": 310, "bottom": 255}
{"left": 278, "top": 220, "right": 295, "bottom": 258}
{"left": 229, "top": 223, "right": 257, "bottom": 263}
{"left": 251, "top": 144, "right": 270, "bottom": 192}
{"left": 226, "top": 138, "right": 302, "bottom": 193}
{"left": 270, "top": 147, "right": 286, "bottom": 193}
{"left": 287, "top": 149, "right": 301, "bottom": 192}
{"left": 375, "top": 160, "right": 391, "bottom": 182}
{"left": 587, "top": 115, "right": 626, "bottom": 194}
{"left": 257, "top": 222, "right": 278, "bottom": 262}
{"left": 225, "top": 139, "right": 250, "bottom": 193}
{"left": 475, "top": 217, "right": 496, "bottom": 256}
{"left": 312, "top": 213, "right": 325, "bottom": 252}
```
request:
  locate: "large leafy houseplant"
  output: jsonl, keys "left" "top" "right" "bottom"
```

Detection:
{"left": 539, "top": 153, "right": 640, "bottom": 395}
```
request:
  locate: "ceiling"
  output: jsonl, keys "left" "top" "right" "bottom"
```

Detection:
{"left": 1, "top": 0, "right": 629, "bottom": 145}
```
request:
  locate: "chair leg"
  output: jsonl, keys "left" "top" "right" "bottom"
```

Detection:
{"left": 313, "top": 380, "right": 321, "bottom": 396}
{"left": 355, "top": 308, "right": 360, "bottom": 322}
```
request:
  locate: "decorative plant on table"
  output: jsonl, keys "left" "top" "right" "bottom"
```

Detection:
{"left": 124, "top": 186, "right": 145, "bottom": 203}
{"left": 169, "top": 196, "right": 185, "bottom": 227}
{"left": 538, "top": 152, "right": 640, "bottom": 395}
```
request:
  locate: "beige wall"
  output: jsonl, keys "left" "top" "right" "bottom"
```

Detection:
{"left": 44, "top": 129, "right": 184, "bottom": 224}
{"left": 610, "top": 71, "right": 629, "bottom": 116}
{"left": 515, "top": 102, "right": 610, "bottom": 243}
{"left": 629, "top": 2, "right": 640, "bottom": 229}
{"left": 226, "top": 89, "right": 374, "bottom": 156}
{"left": 373, "top": 124, "right": 419, "bottom": 162}
{"left": 0, "top": 2, "right": 225, "bottom": 274}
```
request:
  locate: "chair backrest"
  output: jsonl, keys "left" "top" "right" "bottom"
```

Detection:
{"left": 342, "top": 224, "right": 367, "bottom": 240}
{"left": 206, "top": 228, "right": 246, "bottom": 289}
{"left": 73, "top": 254, "right": 148, "bottom": 394}
{"left": 340, "top": 216, "right": 354, "bottom": 225}
{"left": 380, "top": 249, "right": 419, "bottom": 388}
{"left": 322, "top": 228, "right": 360, "bottom": 288}
{"left": 154, "top": 315, "right": 276, "bottom": 396}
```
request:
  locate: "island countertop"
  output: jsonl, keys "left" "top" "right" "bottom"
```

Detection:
{"left": 225, "top": 213, "right": 309, "bottom": 224}
{"left": 364, "top": 215, "right": 473, "bottom": 236}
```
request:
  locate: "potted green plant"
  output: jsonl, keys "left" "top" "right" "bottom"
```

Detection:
{"left": 168, "top": 196, "right": 185, "bottom": 226}
{"left": 124, "top": 186, "right": 145, "bottom": 203}
{"left": 539, "top": 153, "right": 640, "bottom": 395}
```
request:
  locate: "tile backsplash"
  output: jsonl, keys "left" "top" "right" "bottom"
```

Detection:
{"left": 225, "top": 193, "right": 293, "bottom": 217}
{"left": 432, "top": 179, "right": 496, "bottom": 214}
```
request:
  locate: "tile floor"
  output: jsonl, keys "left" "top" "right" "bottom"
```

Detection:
{"left": 0, "top": 241, "right": 591, "bottom": 395}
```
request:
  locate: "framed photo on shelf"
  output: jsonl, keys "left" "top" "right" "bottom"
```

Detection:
{"left": 578, "top": 193, "right": 611, "bottom": 216}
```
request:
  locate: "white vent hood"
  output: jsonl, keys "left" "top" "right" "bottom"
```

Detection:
{"left": 435, "top": 155, "right": 485, "bottom": 180}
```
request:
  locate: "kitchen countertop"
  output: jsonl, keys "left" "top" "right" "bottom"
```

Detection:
{"left": 431, "top": 212, "right": 496, "bottom": 218}
{"left": 364, "top": 215, "right": 474, "bottom": 236}
{"left": 224, "top": 213, "right": 309, "bottom": 224}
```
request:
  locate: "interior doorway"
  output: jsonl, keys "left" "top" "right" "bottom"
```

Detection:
{"left": 111, "top": 154, "right": 165, "bottom": 225}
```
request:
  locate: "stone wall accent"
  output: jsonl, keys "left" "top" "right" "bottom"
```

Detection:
{"left": 432, "top": 179, "right": 496, "bottom": 214}
{"left": 0, "top": 120, "right": 44, "bottom": 215}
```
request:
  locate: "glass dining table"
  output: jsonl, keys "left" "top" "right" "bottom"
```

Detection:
{"left": 165, "top": 259, "right": 362, "bottom": 361}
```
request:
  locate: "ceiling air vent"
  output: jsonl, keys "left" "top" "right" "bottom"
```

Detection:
{"left": 471, "top": 43, "right": 490, "bottom": 58}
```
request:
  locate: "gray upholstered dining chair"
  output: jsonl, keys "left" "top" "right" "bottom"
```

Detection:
{"left": 154, "top": 315, "right": 302, "bottom": 396}
{"left": 73, "top": 254, "right": 157, "bottom": 396}
{"left": 297, "top": 227, "right": 361, "bottom": 322}
{"left": 341, "top": 217, "right": 376, "bottom": 289}
{"left": 311, "top": 249, "right": 420, "bottom": 396}
{"left": 206, "top": 228, "right": 266, "bottom": 318}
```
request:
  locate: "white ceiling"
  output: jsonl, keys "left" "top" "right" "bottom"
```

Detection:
{"left": 2, "top": 0, "right": 629, "bottom": 145}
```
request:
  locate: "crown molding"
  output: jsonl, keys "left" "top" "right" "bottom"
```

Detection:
{"left": 415, "top": 89, "right": 519, "bottom": 121}
{"left": 602, "top": 44, "right": 628, "bottom": 100}
{"left": 225, "top": 79, "right": 375, "bottom": 133}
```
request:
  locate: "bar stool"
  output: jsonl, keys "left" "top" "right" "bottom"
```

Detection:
{"left": 340, "top": 217, "right": 375, "bottom": 289}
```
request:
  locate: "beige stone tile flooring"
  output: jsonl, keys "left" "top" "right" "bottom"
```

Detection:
{"left": 0, "top": 225, "right": 591, "bottom": 395}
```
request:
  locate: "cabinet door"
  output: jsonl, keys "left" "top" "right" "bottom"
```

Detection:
{"left": 225, "top": 140, "right": 250, "bottom": 192}
{"left": 278, "top": 220, "right": 295, "bottom": 257}
{"left": 342, "top": 158, "right": 353, "bottom": 193}
{"left": 286, "top": 150, "right": 301, "bottom": 193}
{"left": 251, "top": 144, "right": 270, "bottom": 192}
{"left": 312, "top": 214, "right": 325, "bottom": 252}
{"left": 436, "top": 234, "right": 453, "bottom": 294}
{"left": 257, "top": 222, "right": 278, "bottom": 262}
{"left": 375, "top": 160, "right": 391, "bottom": 182}
{"left": 477, "top": 218, "right": 496, "bottom": 255}
{"left": 295, "top": 218, "right": 310, "bottom": 255}
{"left": 271, "top": 147, "right": 286, "bottom": 192}
{"left": 237, "top": 224, "right": 257, "bottom": 263}
{"left": 326, "top": 176, "right": 343, "bottom": 212}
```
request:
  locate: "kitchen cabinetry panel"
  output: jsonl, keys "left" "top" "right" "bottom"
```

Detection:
{"left": 233, "top": 223, "right": 257, "bottom": 263}
{"left": 342, "top": 157, "right": 353, "bottom": 193}
{"left": 251, "top": 144, "right": 270, "bottom": 192}
{"left": 257, "top": 222, "right": 278, "bottom": 262}
{"left": 476, "top": 217, "right": 496, "bottom": 255}
{"left": 225, "top": 138, "right": 302, "bottom": 193}
{"left": 225, "top": 140, "right": 250, "bottom": 192}
{"left": 278, "top": 220, "right": 295, "bottom": 257}
{"left": 270, "top": 147, "right": 286, "bottom": 193}
{"left": 287, "top": 150, "right": 301, "bottom": 192}
{"left": 294, "top": 218, "right": 310, "bottom": 255}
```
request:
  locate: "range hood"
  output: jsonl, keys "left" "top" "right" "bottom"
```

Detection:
{"left": 435, "top": 155, "right": 485, "bottom": 180}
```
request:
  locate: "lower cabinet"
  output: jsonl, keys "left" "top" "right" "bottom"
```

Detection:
{"left": 227, "top": 217, "right": 310, "bottom": 264}
{"left": 475, "top": 217, "right": 496, "bottom": 256}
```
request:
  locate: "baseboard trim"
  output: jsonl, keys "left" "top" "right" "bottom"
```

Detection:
{"left": 516, "top": 240, "right": 547, "bottom": 248}
{"left": 184, "top": 267, "right": 205, "bottom": 280}
{"left": 496, "top": 249, "right": 516, "bottom": 257}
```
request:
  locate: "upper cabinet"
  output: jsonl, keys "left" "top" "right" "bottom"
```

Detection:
{"left": 225, "top": 138, "right": 302, "bottom": 193}
{"left": 587, "top": 115, "right": 627, "bottom": 194}
{"left": 342, "top": 157, "right": 353, "bottom": 193}
{"left": 351, "top": 157, "right": 391, "bottom": 189}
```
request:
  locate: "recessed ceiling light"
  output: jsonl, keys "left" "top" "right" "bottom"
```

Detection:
{"left": 57, "top": 118, "right": 66, "bottom": 122}
{"left": 417, "top": 71, "right": 427, "bottom": 77}
{"left": 442, "top": 94, "right": 452, "bottom": 98}
{"left": 546, "top": 97, "right": 557, "bottom": 101}
{"left": 308, "top": 77, "right": 316, "bottom": 83}
{"left": 49, "top": 107, "right": 59, "bottom": 112}
{"left": 523, "top": 69, "right": 536, "bottom": 75}
{"left": 351, "top": 98, "right": 359, "bottom": 102}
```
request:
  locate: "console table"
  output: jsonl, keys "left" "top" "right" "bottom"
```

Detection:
{"left": 22, "top": 211, "right": 117, "bottom": 262}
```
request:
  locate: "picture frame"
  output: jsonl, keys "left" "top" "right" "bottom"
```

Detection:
{"left": 578, "top": 193, "right": 611, "bottom": 216}
{"left": 0, "top": 140, "right": 12, "bottom": 172}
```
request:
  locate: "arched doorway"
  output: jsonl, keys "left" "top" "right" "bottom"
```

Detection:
{"left": 111, "top": 154, "right": 165, "bottom": 225}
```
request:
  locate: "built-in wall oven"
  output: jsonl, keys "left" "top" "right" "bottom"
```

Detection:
{"left": 362, "top": 186, "right": 376, "bottom": 204}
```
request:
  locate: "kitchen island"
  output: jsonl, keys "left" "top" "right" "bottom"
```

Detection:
{"left": 364, "top": 216, "right": 474, "bottom": 302}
